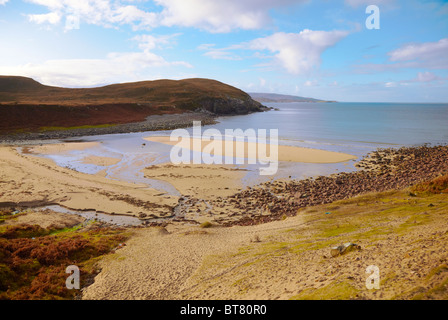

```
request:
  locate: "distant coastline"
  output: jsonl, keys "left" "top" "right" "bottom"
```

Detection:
{"left": 249, "top": 92, "right": 335, "bottom": 103}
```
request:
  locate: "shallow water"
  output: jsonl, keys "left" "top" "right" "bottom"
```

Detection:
{"left": 36, "top": 205, "right": 143, "bottom": 226}
{"left": 25, "top": 102, "right": 448, "bottom": 195}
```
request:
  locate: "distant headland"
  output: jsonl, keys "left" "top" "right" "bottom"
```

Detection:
{"left": 249, "top": 92, "right": 336, "bottom": 103}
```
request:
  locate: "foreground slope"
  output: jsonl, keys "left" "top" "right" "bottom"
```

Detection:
{"left": 81, "top": 179, "right": 448, "bottom": 300}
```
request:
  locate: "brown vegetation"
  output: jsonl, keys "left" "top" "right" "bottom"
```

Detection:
{"left": 412, "top": 174, "right": 448, "bottom": 194}
{"left": 0, "top": 212, "right": 129, "bottom": 300}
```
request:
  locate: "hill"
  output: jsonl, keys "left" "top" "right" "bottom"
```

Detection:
{"left": 249, "top": 92, "right": 333, "bottom": 103}
{"left": 0, "top": 76, "right": 265, "bottom": 134}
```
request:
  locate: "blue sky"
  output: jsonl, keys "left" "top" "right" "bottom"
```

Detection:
{"left": 0, "top": 0, "right": 447, "bottom": 102}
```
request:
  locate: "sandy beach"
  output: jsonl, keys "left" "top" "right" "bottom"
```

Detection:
{"left": 143, "top": 163, "right": 247, "bottom": 199}
{"left": 24, "top": 141, "right": 100, "bottom": 154}
{"left": 1, "top": 141, "right": 448, "bottom": 300}
{"left": 81, "top": 155, "right": 122, "bottom": 166}
{"left": 0, "top": 145, "right": 178, "bottom": 218}
{"left": 145, "top": 136, "right": 357, "bottom": 163}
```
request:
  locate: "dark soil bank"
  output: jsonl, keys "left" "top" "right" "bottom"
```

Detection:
{"left": 0, "top": 112, "right": 217, "bottom": 143}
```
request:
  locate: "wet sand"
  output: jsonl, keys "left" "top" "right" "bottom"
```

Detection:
{"left": 26, "top": 141, "right": 100, "bottom": 154}
{"left": 143, "top": 163, "right": 247, "bottom": 200}
{"left": 81, "top": 155, "right": 122, "bottom": 166}
{"left": 145, "top": 136, "right": 357, "bottom": 163}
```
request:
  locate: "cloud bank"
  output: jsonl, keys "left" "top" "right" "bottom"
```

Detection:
{"left": 24, "top": 0, "right": 307, "bottom": 32}
{"left": 247, "top": 29, "right": 350, "bottom": 74}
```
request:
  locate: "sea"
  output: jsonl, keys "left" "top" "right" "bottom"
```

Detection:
{"left": 26, "top": 102, "right": 448, "bottom": 194}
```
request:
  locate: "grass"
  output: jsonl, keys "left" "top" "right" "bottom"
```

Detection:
{"left": 199, "top": 221, "right": 213, "bottom": 228}
{"left": 317, "top": 224, "right": 360, "bottom": 238}
{"left": 39, "top": 124, "right": 117, "bottom": 132}
{"left": 0, "top": 208, "right": 27, "bottom": 224}
{"left": 49, "top": 224, "right": 83, "bottom": 235}
{"left": 426, "top": 264, "right": 448, "bottom": 281}
{"left": 290, "top": 281, "right": 359, "bottom": 300}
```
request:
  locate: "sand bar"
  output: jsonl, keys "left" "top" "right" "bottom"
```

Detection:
{"left": 25, "top": 141, "right": 100, "bottom": 154}
{"left": 81, "top": 155, "right": 122, "bottom": 166}
{"left": 143, "top": 163, "right": 247, "bottom": 200}
{"left": 145, "top": 136, "right": 357, "bottom": 163}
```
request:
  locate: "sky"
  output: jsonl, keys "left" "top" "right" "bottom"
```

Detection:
{"left": 0, "top": 0, "right": 447, "bottom": 102}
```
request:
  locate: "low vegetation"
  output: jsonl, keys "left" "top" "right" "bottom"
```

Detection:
{"left": 0, "top": 210, "right": 130, "bottom": 300}
{"left": 411, "top": 174, "right": 448, "bottom": 194}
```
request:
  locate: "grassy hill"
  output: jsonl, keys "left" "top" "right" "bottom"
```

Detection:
{"left": 0, "top": 76, "right": 264, "bottom": 134}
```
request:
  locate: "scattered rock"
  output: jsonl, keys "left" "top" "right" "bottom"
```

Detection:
{"left": 330, "top": 242, "right": 361, "bottom": 257}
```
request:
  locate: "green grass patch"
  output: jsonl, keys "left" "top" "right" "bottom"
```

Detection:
{"left": 0, "top": 209, "right": 27, "bottom": 225}
{"left": 290, "top": 281, "right": 359, "bottom": 300}
{"left": 317, "top": 224, "right": 360, "bottom": 238}
{"left": 394, "top": 213, "right": 432, "bottom": 234}
{"left": 199, "top": 221, "right": 213, "bottom": 228}
{"left": 49, "top": 224, "right": 83, "bottom": 235}
{"left": 39, "top": 123, "right": 116, "bottom": 132}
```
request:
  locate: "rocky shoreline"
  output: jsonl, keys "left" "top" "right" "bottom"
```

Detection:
{"left": 0, "top": 111, "right": 217, "bottom": 144}
{"left": 228, "top": 144, "right": 448, "bottom": 226}
{"left": 170, "top": 144, "right": 448, "bottom": 227}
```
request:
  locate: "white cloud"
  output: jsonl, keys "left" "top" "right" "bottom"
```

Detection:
{"left": 247, "top": 29, "right": 349, "bottom": 74}
{"left": 382, "top": 71, "right": 444, "bottom": 88}
{"left": 28, "top": 12, "right": 62, "bottom": 24}
{"left": 388, "top": 38, "right": 448, "bottom": 69}
{"left": 397, "top": 71, "right": 445, "bottom": 86}
{"left": 198, "top": 44, "right": 242, "bottom": 60}
{"left": 0, "top": 0, "right": 10, "bottom": 5}
{"left": 199, "top": 29, "right": 349, "bottom": 74}
{"left": 203, "top": 50, "right": 242, "bottom": 60}
{"left": 344, "top": 0, "right": 395, "bottom": 8}
{"left": 155, "top": 0, "right": 306, "bottom": 32}
{"left": 415, "top": 71, "right": 440, "bottom": 83}
{"left": 384, "top": 81, "right": 397, "bottom": 88}
{"left": 355, "top": 37, "right": 448, "bottom": 74}
{"left": 25, "top": 0, "right": 159, "bottom": 30}
{"left": 0, "top": 34, "right": 192, "bottom": 87}
{"left": 304, "top": 80, "right": 319, "bottom": 86}
{"left": 24, "top": 0, "right": 306, "bottom": 33}
{"left": 132, "top": 33, "right": 181, "bottom": 51}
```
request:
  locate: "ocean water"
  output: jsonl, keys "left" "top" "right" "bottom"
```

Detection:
{"left": 210, "top": 102, "right": 448, "bottom": 149}
{"left": 27, "top": 102, "right": 448, "bottom": 193}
